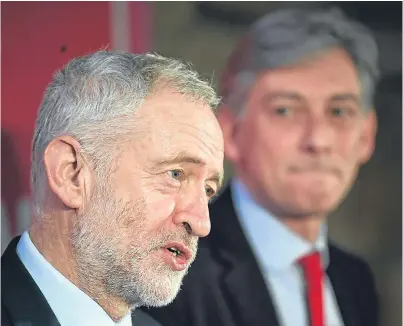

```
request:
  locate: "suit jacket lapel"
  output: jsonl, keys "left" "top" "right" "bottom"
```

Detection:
{"left": 209, "top": 186, "right": 280, "bottom": 326}
{"left": 1, "top": 237, "right": 61, "bottom": 326}
{"left": 327, "top": 245, "right": 360, "bottom": 326}
{"left": 222, "top": 260, "right": 279, "bottom": 326}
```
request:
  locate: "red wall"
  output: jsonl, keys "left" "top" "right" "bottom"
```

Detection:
{"left": 1, "top": 1, "right": 150, "bottom": 247}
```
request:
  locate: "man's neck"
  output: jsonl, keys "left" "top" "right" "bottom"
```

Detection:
{"left": 281, "top": 217, "right": 324, "bottom": 243}
{"left": 233, "top": 176, "right": 325, "bottom": 243}
{"left": 29, "top": 217, "right": 131, "bottom": 322}
{"left": 29, "top": 218, "right": 78, "bottom": 282}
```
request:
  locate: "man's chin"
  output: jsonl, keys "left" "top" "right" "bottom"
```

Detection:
{"left": 137, "top": 280, "right": 183, "bottom": 308}
{"left": 142, "top": 292, "right": 179, "bottom": 308}
{"left": 126, "top": 264, "right": 186, "bottom": 308}
{"left": 290, "top": 191, "right": 342, "bottom": 215}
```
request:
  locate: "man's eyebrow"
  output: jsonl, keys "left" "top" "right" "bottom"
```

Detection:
{"left": 262, "top": 91, "right": 304, "bottom": 102}
{"left": 262, "top": 92, "right": 362, "bottom": 106}
{"left": 155, "top": 152, "right": 206, "bottom": 166}
{"left": 329, "top": 93, "right": 361, "bottom": 104}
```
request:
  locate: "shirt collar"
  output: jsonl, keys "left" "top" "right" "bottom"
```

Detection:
{"left": 231, "top": 178, "right": 329, "bottom": 272}
{"left": 16, "top": 231, "right": 132, "bottom": 326}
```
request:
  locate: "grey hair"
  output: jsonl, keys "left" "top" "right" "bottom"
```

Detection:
{"left": 222, "top": 7, "right": 380, "bottom": 115}
{"left": 31, "top": 50, "right": 220, "bottom": 215}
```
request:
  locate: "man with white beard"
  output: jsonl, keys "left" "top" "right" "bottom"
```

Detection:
{"left": 2, "top": 50, "right": 224, "bottom": 326}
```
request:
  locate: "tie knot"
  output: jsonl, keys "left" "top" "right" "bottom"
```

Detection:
{"left": 297, "top": 251, "right": 322, "bottom": 273}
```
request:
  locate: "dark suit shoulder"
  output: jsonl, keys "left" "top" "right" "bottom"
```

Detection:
{"left": 328, "top": 243, "right": 379, "bottom": 326}
{"left": 133, "top": 309, "right": 163, "bottom": 326}
{"left": 2, "top": 303, "right": 13, "bottom": 326}
{"left": 329, "top": 242, "right": 378, "bottom": 297}
{"left": 329, "top": 242, "right": 376, "bottom": 277}
{"left": 2, "top": 236, "right": 61, "bottom": 326}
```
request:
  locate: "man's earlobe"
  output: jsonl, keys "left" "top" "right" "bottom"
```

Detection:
{"left": 43, "top": 136, "right": 87, "bottom": 209}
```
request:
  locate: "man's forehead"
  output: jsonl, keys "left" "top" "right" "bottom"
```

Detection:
{"left": 260, "top": 91, "right": 361, "bottom": 103}
{"left": 134, "top": 96, "right": 216, "bottom": 135}
{"left": 132, "top": 88, "right": 223, "bottom": 156}
{"left": 253, "top": 64, "right": 360, "bottom": 99}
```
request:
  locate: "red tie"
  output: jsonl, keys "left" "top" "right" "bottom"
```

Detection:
{"left": 298, "top": 251, "right": 324, "bottom": 326}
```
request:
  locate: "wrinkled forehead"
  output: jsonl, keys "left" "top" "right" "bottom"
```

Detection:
{"left": 134, "top": 88, "right": 224, "bottom": 160}
{"left": 154, "top": 112, "right": 224, "bottom": 163}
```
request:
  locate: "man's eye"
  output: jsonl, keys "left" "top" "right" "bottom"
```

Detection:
{"left": 274, "top": 106, "right": 291, "bottom": 116}
{"left": 205, "top": 186, "right": 216, "bottom": 197}
{"left": 168, "top": 170, "right": 183, "bottom": 180}
{"left": 331, "top": 107, "right": 346, "bottom": 117}
{"left": 331, "top": 107, "right": 358, "bottom": 117}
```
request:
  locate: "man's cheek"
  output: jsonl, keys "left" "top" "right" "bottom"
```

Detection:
{"left": 146, "top": 195, "right": 176, "bottom": 224}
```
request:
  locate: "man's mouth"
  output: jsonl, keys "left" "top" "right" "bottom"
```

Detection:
{"left": 162, "top": 242, "right": 193, "bottom": 271}
{"left": 290, "top": 165, "right": 340, "bottom": 177}
{"left": 167, "top": 247, "right": 182, "bottom": 257}
{"left": 165, "top": 242, "right": 192, "bottom": 260}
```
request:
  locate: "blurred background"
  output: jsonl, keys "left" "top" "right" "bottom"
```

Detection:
{"left": 2, "top": 2, "right": 401, "bottom": 325}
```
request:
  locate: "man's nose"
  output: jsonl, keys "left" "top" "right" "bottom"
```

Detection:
{"left": 172, "top": 190, "right": 211, "bottom": 238}
{"left": 302, "top": 115, "right": 334, "bottom": 155}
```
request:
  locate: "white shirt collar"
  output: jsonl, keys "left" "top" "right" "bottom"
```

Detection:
{"left": 231, "top": 178, "right": 329, "bottom": 272}
{"left": 16, "top": 231, "right": 132, "bottom": 326}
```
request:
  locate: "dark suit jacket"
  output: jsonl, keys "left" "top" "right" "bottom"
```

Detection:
{"left": 146, "top": 186, "right": 379, "bottom": 326}
{"left": 2, "top": 236, "right": 162, "bottom": 326}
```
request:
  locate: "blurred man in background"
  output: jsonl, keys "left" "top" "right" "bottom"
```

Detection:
{"left": 148, "top": 7, "right": 379, "bottom": 326}
{"left": 2, "top": 51, "right": 224, "bottom": 326}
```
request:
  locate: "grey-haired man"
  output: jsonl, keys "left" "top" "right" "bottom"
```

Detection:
{"left": 2, "top": 51, "right": 224, "bottom": 326}
{"left": 147, "top": 7, "right": 379, "bottom": 326}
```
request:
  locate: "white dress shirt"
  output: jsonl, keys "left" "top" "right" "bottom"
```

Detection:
{"left": 16, "top": 231, "right": 132, "bottom": 326}
{"left": 231, "top": 179, "right": 344, "bottom": 326}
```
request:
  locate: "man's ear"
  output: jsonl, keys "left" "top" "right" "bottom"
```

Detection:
{"left": 359, "top": 109, "right": 378, "bottom": 164}
{"left": 216, "top": 104, "right": 241, "bottom": 164}
{"left": 43, "top": 136, "right": 91, "bottom": 210}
